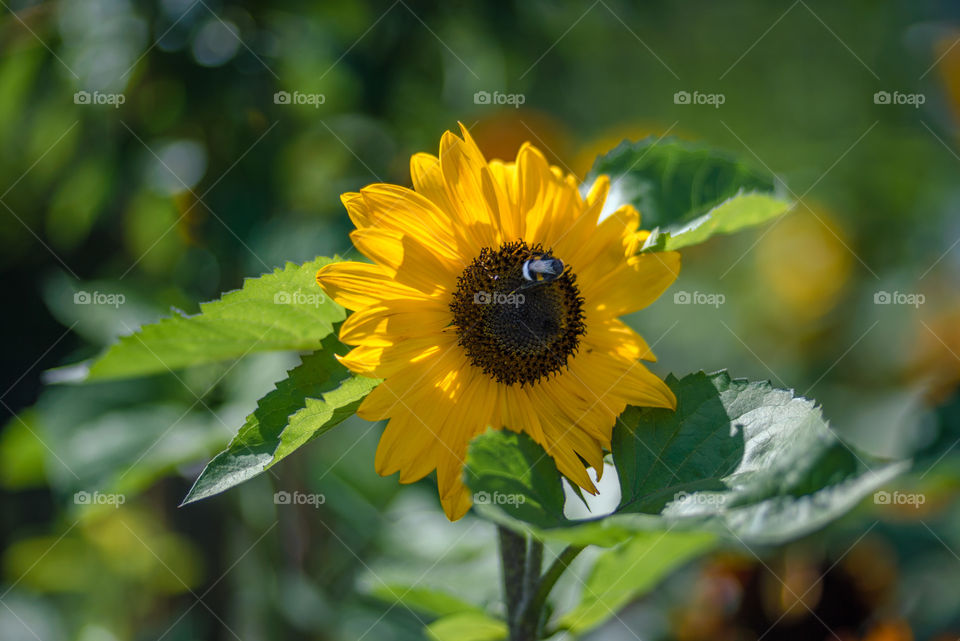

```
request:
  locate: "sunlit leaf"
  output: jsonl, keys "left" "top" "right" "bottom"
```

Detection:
{"left": 588, "top": 137, "right": 791, "bottom": 251}
{"left": 82, "top": 257, "right": 344, "bottom": 380}
{"left": 465, "top": 430, "right": 568, "bottom": 530}
{"left": 559, "top": 530, "right": 715, "bottom": 633}
{"left": 425, "top": 612, "right": 507, "bottom": 641}
{"left": 369, "top": 584, "right": 484, "bottom": 618}
{"left": 0, "top": 410, "right": 47, "bottom": 489}
{"left": 612, "top": 371, "right": 907, "bottom": 544}
{"left": 641, "top": 193, "right": 792, "bottom": 252}
{"left": 470, "top": 372, "right": 906, "bottom": 547}
{"left": 181, "top": 338, "right": 378, "bottom": 504}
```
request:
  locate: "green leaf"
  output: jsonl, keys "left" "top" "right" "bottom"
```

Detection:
{"left": 470, "top": 372, "right": 905, "bottom": 549}
{"left": 641, "top": 193, "right": 792, "bottom": 252}
{"left": 83, "top": 257, "right": 344, "bottom": 380}
{"left": 181, "top": 337, "right": 379, "bottom": 504}
{"left": 559, "top": 530, "right": 715, "bottom": 633}
{"left": 0, "top": 410, "right": 47, "bottom": 489}
{"left": 465, "top": 430, "right": 569, "bottom": 530}
{"left": 588, "top": 137, "right": 791, "bottom": 251}
{"left": 914, "top": 386, "right": 960, "bottom": 469}
{"left": 612, "top": 371, "right": 907, "bottom": 544}
{"left": 426, "top": 612, "right": 507, "bottom": 641}
{"left": 369, "top": 584, "right": 484, "bottom": 618}
{"left": 589, "top": 136, "right": 777, "bottom": 226}
{"left": 613, "top": 372, "right": 745, "bottom": 514}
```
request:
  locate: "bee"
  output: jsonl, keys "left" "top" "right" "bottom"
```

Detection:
{"left": 515, "top": 253, "right": 564, "bottom": 291}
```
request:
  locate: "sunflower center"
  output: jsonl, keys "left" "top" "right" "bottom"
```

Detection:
{"left": 449, "top": 240, "right": 586, "bottom": 386}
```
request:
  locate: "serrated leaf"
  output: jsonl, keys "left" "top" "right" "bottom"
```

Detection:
{"left": 589, "top": 136, "right": 776, "bottom": 225}
{"left": 613, "top": 372, "right": 746, "bottom": 514}
{"left": 559, "top": 530, "right": 715, "bottom": 633}
{"left": 369, "top": 584, "right": 484, "bottom": 618}
{"left": 588, "top": 137, "right": 791, "bottom": 251}
{"left": 469, "top": 372, "right": 905, "bottom": 548}
{"left": 426, "top": 612, "right": 507, "bottom": 641}
{"left": 465, "top": 430, "right": 569, "bottom": 529}
{"left": 181, "top": 337, "right": 379, "bottom": 504}
{"left": 612, "top": 371, "right": 906, "bottom": 544}
{"left": 83, "top": 257, "right": 344, "bottom": 380}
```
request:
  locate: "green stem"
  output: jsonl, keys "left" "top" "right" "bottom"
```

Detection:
{"left": 498, "top": 526, "right": 527, "bottom": 635}
{"left": 500, "top": 527, "right": 585, "bottom": 641}
{"left": 522, "top": 544, "right": 585, "bottom": 634}
{"left": 523, "top": 538, "right": 543, "bottom": 604}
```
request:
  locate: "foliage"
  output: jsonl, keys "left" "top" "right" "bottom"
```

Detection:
{"left": 182, "top": 337, "right": 379, "bottom": 504}
{"left": 587, "top": 136, "right": 791, "bottom": 251}
{"left": 0, "top": 0, "right": 951, "bottom": 637}
{"left": 83, "top": 257, "right": 344, "bottom": 380}
{"left": 33, "top": 131, "right": 905, "bottom": 640}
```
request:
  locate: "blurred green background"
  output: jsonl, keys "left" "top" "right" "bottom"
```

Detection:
{"left": 2, "top": 0, "right": 960, "bottom": 639}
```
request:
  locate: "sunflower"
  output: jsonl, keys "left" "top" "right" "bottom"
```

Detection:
{"left": 316, "top": 124, "right": 680, "bottom": 520}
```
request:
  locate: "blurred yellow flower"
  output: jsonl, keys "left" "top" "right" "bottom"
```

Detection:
{"left": 755, "top": 208, "right": 852, "bottom": 323}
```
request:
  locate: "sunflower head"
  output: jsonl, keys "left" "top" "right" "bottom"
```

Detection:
{"left": 317, "top": 124, "right": 680, "bottom": 520}
{"left": 449, "top": 239, "right": 586, "bottom": 386}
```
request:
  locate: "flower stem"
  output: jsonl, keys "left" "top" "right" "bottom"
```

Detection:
{"left": 523, "top": 538, "right": 543, "bottom": 605}
{"left": 498, "top": 525, "right": 527, "bottom": 634}
{"left": 499, "top": 528, "right": 585, "bottom": 641}
{"left": 520, "top": 544, "right": 584, "bottom": 637}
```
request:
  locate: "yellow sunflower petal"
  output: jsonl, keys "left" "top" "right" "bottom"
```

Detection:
{"left": 339, "top": 301, "right": 451, "bottom": 348}
{"left": 340, "top": 191, "right": 370, "bottom": 229}
{"left": 538, "top": 376, "right": 617, "bottom": 447}
{"left": 537, "top": 422, "right": 598, "bottom": 494}
{"left": 585, "top": 173, "right": 611, "bottom": 208}
{"left": 584, "top": 318, "right": 657, "bottom": 362}
{"left": 355, "top": 334, "right": 459, "bottom": 420}
{"left": 338, "top": 338, "right": 442, "bottom": 378}
{"left": 375, "top": 411, "right": 439, "bottom": 482}
{"left": 574, "top": 204, "right": 641, "bottom": 288}
{"left": 349, "top": 228, "right": 461, "bottom": 295}
{"left": 439, "top": 480, "right": 473, "bottom": 521}
{"left": 515, "top": 143, "right": 552, "bottom": 242}
{"left": 502, "top": 384, "right": 546, "bottom": 445}
{"left": 410, "top": 152, "right": 456, "bottom": 216}
{"left": 316, "top": 261, "right": 434, "bottom": 311}
{"left": 569, "top": 349, "right": 676, "bottom": 412}
{"left": 551, "top": 176, "right": 609, "bottom": 265}
{"left": 487, "top": 160, "right": 520, "bottom": 236}
{"left": 585, "top": 251, "right": 681, "bottom": 319}
{"left": 358, "top": 184, "right": 462, "bottom": 261}
{"left": 439, "top": 129, "right": 500, "bottom": 252}
{"left": 528, "top": 387, "right": 605, "bottom": 485}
